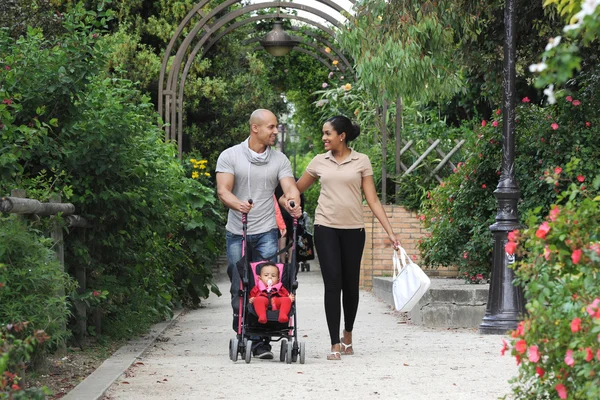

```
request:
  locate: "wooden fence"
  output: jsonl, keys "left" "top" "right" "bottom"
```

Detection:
{"left": 1, "top": 189, "right": 90, "bottom": 350}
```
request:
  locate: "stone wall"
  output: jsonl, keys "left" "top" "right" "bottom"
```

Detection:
{"left": 360, "top": 204, "right": 458, "bottom": 289}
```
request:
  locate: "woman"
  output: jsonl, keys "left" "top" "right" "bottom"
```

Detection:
{"left": 288, "top": 115, "right": 400, "bottom": 360}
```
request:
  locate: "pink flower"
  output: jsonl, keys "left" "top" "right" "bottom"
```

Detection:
{"left": 481, "top": 120, "right": 487, "bottom": 127}
{"left": 515, "top": 339, "right": 527, "bottom": 354}
{"left": 585, "top": 347, "right": 593, "bottom": 362}
{"left": 522, "top": 97, "right": 530, "bottom": 103}
{"left": 463, "top": 252, "right": 468, "bottom": 259}
{"left": 577, "top": 175, "right": 585, "bottom": 182}
{"left": 528, "top": 345, "right": 540, "bottom": 363}
{"left": 591, "top": 243, "right": 600, "bottom": 256}
{"left": 566, "top": 95, "right": 573, "bottom": 102}
{"left": 536, "top": 366, "right": 545, "bottom": 378}
{"left": 544, "top": 245, "right": 551, "bottom": 261}
{"left": 586, "top": 298, "right": 600, "bottom": 317}
{"left": 508, "top": 230, "right": 519, "bottom": 242}
{"left": 535, "top": 222, "right": 551, "bottom": 240}
{"left": 482, "top": 184, "right": 487, "bottom": 189}
{"left": 551, "top": 123, "right": 559, "bottom": 130}
{"left": 572, "top": 99, "right": 581, "bottom": 106}
{"left": 505, "top": 241, "right": 517, "bottom": 255}
{"left": 565, "top": 349, "right": 575, "bottom": 366}
{"left": 549, "top": 206, "right": 560, "bottom": 221}
{"left": 93, "top": 290, "right": 101, "bottom": 297}
{"left": 516, "top": 321, "right": 526, "bottom": 336}
{"left": 571, "top": 249, "right": 582, "bottom": 264}
{"left": 555, "top": 384, "right": 568, "bottom": 399}
{"left": 570, "top": 317, "right": 581, "bottom": 332}
{"left": 501, "top": 339, "right": 508, "bottom": 356}
{"left": 4, "top": 65, "right": 9, "bottom": 71}
{"left": 554, "top": 167, "right": 562, "bottom": 174}
{"left": 492, "top": 121, "right": 498, "bottom": 127}
{"left": 496, "top": 108, "right": 501, "bottom": 115}
{"left": 585, "top": 121, "right": 591, "bottom": 127}
{"left": 322, "top": 83, "right": 328, "bottom": 88}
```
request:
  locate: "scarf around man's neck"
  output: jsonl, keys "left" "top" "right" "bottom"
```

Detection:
{"left": 242, "top": 137, "right": 271, "bottom": 165}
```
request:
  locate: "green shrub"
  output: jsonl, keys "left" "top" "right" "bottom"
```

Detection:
{"left": 0, "top": 324, "right": 50, "bottom": 399}
{"left": 419, "top": 91, "right": 600, "bottom": 280}
{"left": 504, "top": 171, "right": 600, "bottom": 399}
{"left": 0, "top": 216, "right": 74, "bottom": 349}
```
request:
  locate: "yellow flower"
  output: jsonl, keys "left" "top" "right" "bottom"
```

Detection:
{"left": 192, "top": 171, "right": 199, "bottom": 179}
{"left": 332, "top": 60, "right": 339, "bottom": 66}
{"left": 378, "top": 15, "right": 382, "bottom": 21}
{"left": 344, "top": 83, "right": 352, "bottom": 91}
{"left": 200, "top": 159, "right": 208, "bottom": 164}
{"left": 199, "top": 164, "right": 206, "bottom": 169}
{"left": 204, "top": 172, "right": 210, "bottom": 177}
{"left": 193, "top": 164, "right": 199, "bottom": 169}
{"left": 325, "top": 47, "right": 331, "bottom": 53}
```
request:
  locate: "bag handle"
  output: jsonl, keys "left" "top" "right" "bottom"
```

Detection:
{"left": 393, "top": 247, "right": 413, "bottom": 279}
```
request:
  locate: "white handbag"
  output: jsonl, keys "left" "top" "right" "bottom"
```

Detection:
{"left": 392, "top": 248, "right": 431, "bottom": 312}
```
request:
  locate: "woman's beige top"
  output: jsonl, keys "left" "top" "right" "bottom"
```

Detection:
{"left": 305, "top": 149, "right": 373, "bottom": 229}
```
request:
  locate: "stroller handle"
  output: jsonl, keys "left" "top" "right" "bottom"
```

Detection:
{"left": 241, "top": 199, "right": 252, "bottom": 225}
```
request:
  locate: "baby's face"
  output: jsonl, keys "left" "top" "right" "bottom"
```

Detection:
{"left": 259, "top": 266, "right": 280, "bottom": 285}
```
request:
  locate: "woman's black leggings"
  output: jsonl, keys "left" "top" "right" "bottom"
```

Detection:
{"left": 314, "top": 225, "right": 366, "bottom": 345}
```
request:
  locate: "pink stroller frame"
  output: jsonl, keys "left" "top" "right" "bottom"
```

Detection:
{"left": 228, "top": 200, "right": 306, "bottom": 364}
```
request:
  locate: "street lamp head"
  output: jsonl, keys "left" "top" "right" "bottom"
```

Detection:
{"left": 260, "top": 19, "right": 299, "bottom": 57}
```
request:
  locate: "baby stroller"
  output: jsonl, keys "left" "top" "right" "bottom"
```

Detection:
{"left": 229, "top": 200, "right": 307, "bottom": 364}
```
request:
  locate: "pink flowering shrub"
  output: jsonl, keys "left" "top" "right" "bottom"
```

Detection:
{"left": 505, "top": 175, "right": 600, "bottom": 399}
{"left": 419, "top": 91, "right": 600, "bottom": 282}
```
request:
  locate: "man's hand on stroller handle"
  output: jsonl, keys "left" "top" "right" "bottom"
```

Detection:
{"left": 239, "top": 198, "right": 253, "bottom": 214}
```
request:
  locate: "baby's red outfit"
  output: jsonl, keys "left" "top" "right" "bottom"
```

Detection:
{"left": 250, "top": 285, "right": 293, "bottom": 324}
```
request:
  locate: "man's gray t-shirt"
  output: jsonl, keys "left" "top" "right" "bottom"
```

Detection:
{"left": 216, "top": 140, "right": 293, "bottom": 235}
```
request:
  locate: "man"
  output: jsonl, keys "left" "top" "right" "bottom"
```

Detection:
{"left": 216, "top": 109, "right": 301, "bottom": 359}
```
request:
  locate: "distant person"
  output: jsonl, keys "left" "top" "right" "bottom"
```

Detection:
{"left": 281, "top": 115, "right": 400, "bottom": 360}
{"left": 216, "top": 109, "right": 301, "bottom": 359}
{"left": 249, "top": 262, "right": 295, "bottom": 324}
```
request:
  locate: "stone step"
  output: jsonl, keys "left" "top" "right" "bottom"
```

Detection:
{"left": 372, "top": 277, "right": 488, "bottom": 329}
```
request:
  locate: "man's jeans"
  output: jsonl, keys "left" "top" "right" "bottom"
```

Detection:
{"left": 226, "top": 228, "right": 278, "bottom": 319}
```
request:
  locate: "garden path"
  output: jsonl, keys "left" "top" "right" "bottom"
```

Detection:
{"left": 102, "top": 262, "right": 517, "bottom": 400}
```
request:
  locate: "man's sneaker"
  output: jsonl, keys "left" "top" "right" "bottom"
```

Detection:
{"left": 254, "top": 344, "right": 274, "bottom": 359}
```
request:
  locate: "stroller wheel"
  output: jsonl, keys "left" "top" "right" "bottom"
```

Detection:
{"left": 279, "top": 339, "right": 287, "bottom": 362}
{"left": 245, "top": 340, "right": 253, "bottom": 364}
{"left": 229, "top": 337, "right": 239, "bottom": 362}
{"left": 286, "top": 341, "right": 293, "bottom": 364}
{"left": 292, "top": 341, "right": 299, "bottom": 363}
{"left": 299, "top": 341, "right": 306, "bottom": 364}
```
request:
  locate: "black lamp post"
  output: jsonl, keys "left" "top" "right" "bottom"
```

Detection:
{"left": 479, "top": 0, "right": 526, "bottom": 334}
{"left": 278, "top": 123, "right": 286, "bottom": 154}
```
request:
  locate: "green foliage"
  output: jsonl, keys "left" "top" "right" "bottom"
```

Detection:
{"left": 0, "top": 324, "right": 51, "bottom": 399}
{"left": 505, "top": 178, "right": 600, "bottom": 399}
{"left": 338, "top": 0, "right": 464, "bottom": 104}
{"left": 419, "top": 89, "right": 600, "bottom": 280}
{"left": 0, "top": 216, "right": 75, "bottom": 349}
{"left": 1, "top": 5, "right": 224, "bottom": 344}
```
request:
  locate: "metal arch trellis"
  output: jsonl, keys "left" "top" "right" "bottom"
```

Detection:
{"left": 158, "top": 0, "right": 355, "bottom": 157}
{"left": 203, "top": 15, "right": 353, "bottom": 72}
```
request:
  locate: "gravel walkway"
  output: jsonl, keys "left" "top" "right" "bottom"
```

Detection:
{"left": 103, "top": 262, "right": 517, "bottom": 400}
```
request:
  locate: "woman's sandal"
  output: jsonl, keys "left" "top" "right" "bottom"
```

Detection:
{"left": 327, "top": 351, "right": 341, "bottom": 360}
{"left": 340, "top": 338, "right": 354, "bottom": 355}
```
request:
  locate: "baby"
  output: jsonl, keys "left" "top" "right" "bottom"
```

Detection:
{"left": 249, "top": 262, "right": 295, "bottom": 324}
